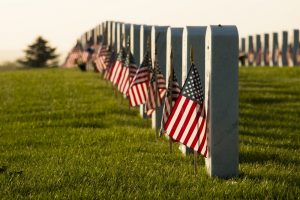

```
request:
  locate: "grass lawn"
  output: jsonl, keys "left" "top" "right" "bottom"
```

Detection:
{"left": 0, "top": 67, "right": 299, "bottom": 199}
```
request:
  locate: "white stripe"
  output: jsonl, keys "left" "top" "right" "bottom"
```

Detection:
{"left": 166, "top": 96, "right": 186, "bottom": 134}
{"left": 172, "top": 100, "right": 194, "bottom": 139}
{"left": 193, "top": 113, "right": 206, "bottom": 151}
{"left": 136, "top": 84, "right": 144, "bottom": 103}
{"left": 186, "top": 106, "right": 205, "bottom": 147}
{"left": 129, "top": 89, "right": 135, "bottom": 106}
{"left": 179, "top": 103, "right": 200, "bottom": 144}
{"left": 142, "top": 83, "right": 148, "bottom": 102}
{"left": 133, "top": 86, "right": 140, "bottom": 105}
{"left": 113, "top": 65, "right": 122, "bottom": 84}
{"left": 111, "top": 62, "right": 120, "bottom": 81}
{"left": 200, "top": 136, "right": 207, "bottom": 155}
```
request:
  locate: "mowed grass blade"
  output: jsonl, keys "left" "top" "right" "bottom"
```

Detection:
{"left": 0, "top": 67, "right": 299, "bottom": 199}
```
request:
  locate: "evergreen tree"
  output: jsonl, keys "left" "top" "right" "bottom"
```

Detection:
{"left": 18, "top": 36, "right": 59, "bottom": 67}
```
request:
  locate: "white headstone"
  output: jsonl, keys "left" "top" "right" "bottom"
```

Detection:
{"left": 280, "top": 31, "right": 289, "bottom": 66}
{"left": 288, "top": 29, "right": 298, "bottom": 67}
{"left": 181, "top": 26, "right": 207, "bottom": 155}
{"left": 247, "top": 36, "right": 254, "bottom": 66}
{"left": 112, "top": 22, "right": 116, "bottom": 50}
{"left": 130, "top": 24, "right": 141, "bottom": 66}
{"left": 151, "top": 26, "right": 169, "bottom": 130}
{"left": 292, "top": 29, "right": 299, "bottom": 66}
{"left": 262, "top": 33, "right": 271, "bottom": 66}
{"left": 139, "top": 25, "right": 152, "bottom": 118}
{"left": 107, "top": 21, "right": 112, "bottom": 47}
{"left": 254, "top": 34, "right": 262, "bottom": 66}
{"left": 205, "top": 25, "right": 239, "bottom": 178}
{"left": 239, "top": 38, "right": 246, "bottom": 66}
{"left": 116, "top": 23, "right": 121, "bottom": 52}
{"left": 99, "top": 24, "right": 103, "bottom": 44}
{"left": 244, "top": 36, "right": 249, "bottom": 66}
{"left": 165, "top": 27, "right": 184, "bottom": 145}
{"left": 270, "top": 32, "right": 278, "bottom": 66}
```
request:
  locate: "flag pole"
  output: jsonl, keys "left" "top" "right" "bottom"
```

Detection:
{"left": 154, "top": 47, "right": 159, "bottom": 139}
{"left": 127, "top": 36, "right": 131, "bottom": 111}
{"left": 154, "top": 34, "right": 161, "bottom": 139}
{"left": 146, "top": 37, "right": 155, "bottom": 138}
{"left": 194, "top": 150, "right": 198, "bottom": 175}
{"left": 190, "top": 46, "right": 198, "bottom": 175}
{"left": 169, "top": 48, "right": 174, "bottom": 153}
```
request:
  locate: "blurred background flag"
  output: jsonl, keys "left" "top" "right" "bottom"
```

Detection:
{"left": 145, "top": 52, "right": 166, "bottom": 116}
{"left": 128, "top": 51, "right": 151, "bottom": 107}
{"left": 160, "top": 69, "right": 181, "bottom": 135}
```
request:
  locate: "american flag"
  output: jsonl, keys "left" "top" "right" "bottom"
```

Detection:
{"left": 81, "top": 51, "right": 90, "bottom": 63}
{"left": 63, "top": 43, "right": 83, "bottom": 68}
{"left": 160, "top": 69, "right": 181, "bottom": 135}
{"left": 117, "top": 51, "right": 138, "bottom": 95}
{"left": 109, "top": 49, "right": 126, "bottom": 86}
{"left": 145, "top": 57, "right": 167, "bottom": 116}
{"left": 104, "top": 50, "right": 116, "bottom": 80}
{"left": 99, "top": 46, "right": 111, "bottom": 70}
{"left": 164, "top": 63, "right": 207, "bottom": 157}
{"left": 64, "top": 50, "right": 81, "bottom": 68}
{"left": 128, "top": 51, "right": 151, "bottom": 107}
{"left": 94, "top": 46, "right": 111, "bottom": 73}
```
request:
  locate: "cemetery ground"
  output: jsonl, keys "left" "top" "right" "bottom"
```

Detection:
{"left": 0, "top": 67, "right": 299, "bottom": 199}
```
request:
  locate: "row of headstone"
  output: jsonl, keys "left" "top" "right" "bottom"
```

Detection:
{"left": 240, "top": 30, "right": 300, "bottom": 66}
{"left": 79, "top": 21, "right": 239, "bottom": 178}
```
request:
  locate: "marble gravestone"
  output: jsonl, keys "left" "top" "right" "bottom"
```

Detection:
{"left": 107, "top": 21, "right": 112, "bottom": 47}
{"left": 292, "top": 29, "right": 299, "bottom": 66}
{"left": 255, "top": 34, "right": 262, "bottom": 66}
{"left": 139, "top": 25, "right": 152, "bottom": 118}
{"left": 262, "top": 34, "right": 270, "bottom": 66}
{"left": 247, "top": 36, "right": 254, "bottom": 66}
{"left": 111, "top": 22, "right": 116, "bottom": 51}
{"left": 151, "top": 26, "right": 169, "bottom": 131}
{"left": 121, "top": 23, "right": 131, "bottom": 48}
{"left": 205, "top": 25, "right": 239, "bottom": 178}
{"left": 165, "top": 27, "right": 183, "bottom": 142}
{"left": 180, "top": 26, "right": 206, "bottom": 155}
{"left": 271, "top": 32, "right": 280, "bottom": 66}
{"left": 240, "top": 38, "right": 246, "bottom": 66}
{"left": 114, "top": 22, "right": 119, "bottom": 52}
{"left": 116, "top": 23, "right": 121, "bottom": 52}
{"left": 280, "top": 31, "right": 288, "bottom": 66}
{"left": 130, "top": 24, "right": 141, "bottom": 65}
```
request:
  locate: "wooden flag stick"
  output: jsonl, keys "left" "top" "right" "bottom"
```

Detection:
{"left": 169, "top": 138, "right": 173, "bottom": 153}
{"left": 127, "top": 36, "right": 131, "bottom": 111}
{"left": 194, "top": 150, "right": 198, "bottom": 175}
{"left": 154, "top": 47, "right": 159, "bottom": 140}
{"left": 168, "top": 49, "right": 174, "bottom": 153}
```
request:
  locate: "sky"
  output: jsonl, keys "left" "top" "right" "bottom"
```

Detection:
{"left": 0, "top": 0, "right": 299, "bottom": 63}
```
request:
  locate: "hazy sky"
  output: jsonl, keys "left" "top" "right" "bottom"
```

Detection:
{"left": 0, "top": 0, "right": 299, "bottom": 62}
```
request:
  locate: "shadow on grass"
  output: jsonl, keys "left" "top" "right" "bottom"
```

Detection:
{"left": 242, "top": 96, "right": 287, "bottom": 105}
{"left": 237, "top": 171, "right": 299, "bottom": 187}
{"left": 239, "top": 150, "right": 299, "bottom": 166}
{"left": 241, "top": 140, "right": 300, "bottom": 151}
{"left": 239, "top": 129, "right": 297, "bottom": 141}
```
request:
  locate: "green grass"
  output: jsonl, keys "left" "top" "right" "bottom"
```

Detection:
{"left": 0, "top": 67, "right": 299, "bottom": 199}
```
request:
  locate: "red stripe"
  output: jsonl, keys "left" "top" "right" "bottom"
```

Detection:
{"left": 174, "top": 102, "right": 197, "bottom": 141}
{"left": 183, "top": 104, "right": 204, "bottom": 145}
{"left": 198, "top": 131, "right": 207, "bottom": 156}
{"left": 169, "top": 97, "right": 190, "bottom": 138}
{"left": 164, "top": 95, "right": 183, "bottom": 129}
{"left": 135, "top": 85, "right": 143, "bottom": 105}
{"left": 190, "top": 107, "right": 206, "bottom": 149}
